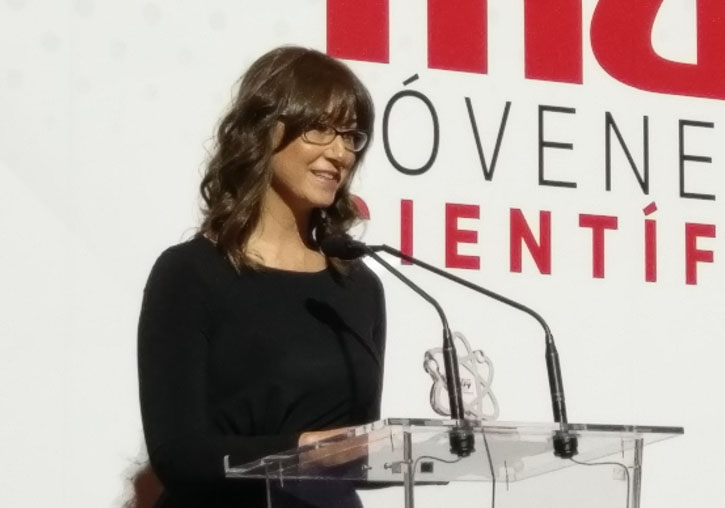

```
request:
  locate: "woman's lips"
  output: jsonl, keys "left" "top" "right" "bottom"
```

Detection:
{"left": 311, "top": 169, "right": 339, "bottom": 183}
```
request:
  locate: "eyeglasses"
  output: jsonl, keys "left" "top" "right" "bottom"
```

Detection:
{"left": 301, "top": 124, "right": 369, "bottom": 152}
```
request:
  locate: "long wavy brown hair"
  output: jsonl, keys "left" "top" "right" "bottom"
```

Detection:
{"left": 199, "top": 46, "right": 375, "bottom": 270}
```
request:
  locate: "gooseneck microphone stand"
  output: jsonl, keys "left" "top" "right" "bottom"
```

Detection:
{"left": 320, "top": 236, "right": 475, "bottom": 457}
{"left": 368, "top": 244, "right": 578, "bottom": 459}
{"left": 364, "top": 250, "right": 476, "bottom": 458}
{"left": 320, "top": 234, "right": 577, "bottom": 459}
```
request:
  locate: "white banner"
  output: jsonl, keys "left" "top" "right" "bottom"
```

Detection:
{"left": 0, "top": 1, "right": 720, "bottom": 507}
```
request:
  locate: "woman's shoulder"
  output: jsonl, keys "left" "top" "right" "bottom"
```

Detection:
{"left": 157, "top": 234, "right": 216, "bottom": 261}
{"left": 341, "top": 260, "right": 384, "bottom": 296}
{"left": 146, "top": 235, "right": 235, "bottom": 290}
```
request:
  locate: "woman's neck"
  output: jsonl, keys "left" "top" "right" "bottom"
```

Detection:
{"left": 247, "top": 191, "right": 326, "bottom": 271}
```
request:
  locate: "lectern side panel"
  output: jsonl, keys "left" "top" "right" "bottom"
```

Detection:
{"left": 261, "top": 466, "right": 633, "bottom": 508}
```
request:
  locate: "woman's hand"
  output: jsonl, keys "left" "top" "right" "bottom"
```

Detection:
{"left": 298, "top": 427, "right": 352, "bottom": 446}
{"left": 297, "top": 426, "right": 369, "bottom": 467}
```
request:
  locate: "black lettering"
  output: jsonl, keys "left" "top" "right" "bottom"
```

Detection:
{"left": 383, "top": 90, "right": 439, "bottom": 176}
{"left": 605, "top": 112, "right": 649, "bottom": 194}
{"left": 466, "top": 98, "right": 511, "bottom": 181}
{"left": 679, "top": 120, "right": 716, "bottom": 200}
{"left": 538, "top": 105, "right": 577, "bottom": 188}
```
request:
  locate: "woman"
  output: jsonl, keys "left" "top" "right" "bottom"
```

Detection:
{"left": 138, "top": 46, "right": 386, "bottom": 507}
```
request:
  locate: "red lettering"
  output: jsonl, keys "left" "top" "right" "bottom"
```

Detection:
{"left": 400, "top": 199, "right": 414, "bottom": 265}
{"left": 428, "top": 0, "right": 487, "bottom": 73}
{"left": 445, "top": 203, "right": 481, "bottom": 270}
{"left": 591, "top": 0, "right": 725, "bottom": 100}
{"left": 579, "top": 214, "right": 619, "bottom": 278}
{"left": 328, "top": 0, "right": 725, "bottom": 100}
{"left": 685, "top": 222, "right": 715, "bottom": 285}
{"left": 644, "top": 220, "right": 657, "bottom": 282}
{"left": 643, "top": 202, "right": 657, "bottom": 282}
{"left": 327, "top": 0, "right": 389, "bottom": 63}
{"left": 524, "top": 0, "right": 582, "bottom": 83}
{"left": 510, "top": 209, "right": 552, "bottom": 274}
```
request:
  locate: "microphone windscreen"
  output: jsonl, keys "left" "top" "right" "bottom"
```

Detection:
{"left": 320, "top": 235, "right": 367, "bottom": 260}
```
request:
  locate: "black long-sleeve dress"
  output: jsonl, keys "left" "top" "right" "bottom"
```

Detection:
{"left": 138, "top": 236, "right": 386, "bottom": 507}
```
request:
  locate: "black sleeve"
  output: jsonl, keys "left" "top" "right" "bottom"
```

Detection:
{"left": 365, "top": 267, "right": 387, "bottom": 423}
{"left": 137, "top": 247, "right": 298, "bottom": 491}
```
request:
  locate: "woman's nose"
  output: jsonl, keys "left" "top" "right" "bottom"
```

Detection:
{"left": 324, "top": 133, "right": 349, "bottom": 161}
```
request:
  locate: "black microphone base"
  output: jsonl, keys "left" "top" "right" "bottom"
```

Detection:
{"left": 449, "top": 425, "right": 476, "bottom": 457}
{"left": 553, "top": 430, "right": 579, "bottom": 459}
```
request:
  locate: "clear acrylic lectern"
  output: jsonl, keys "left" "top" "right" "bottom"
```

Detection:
{"left": 225, "top": 418, "right": 683, "bottom": 508}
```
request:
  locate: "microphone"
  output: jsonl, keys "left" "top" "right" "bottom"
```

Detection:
{"left": 321, "top": 235, "right": 475, "bottom": 457}
{"left": 318, "top": 234, "right": 368, "bottom": 260}
{"left": 321, "top": 235, "right": 578, "bottom": 459}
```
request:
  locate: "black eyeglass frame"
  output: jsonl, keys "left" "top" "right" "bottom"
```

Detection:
{"left": 300, "top": 123, "right": 369, "bottom": 153}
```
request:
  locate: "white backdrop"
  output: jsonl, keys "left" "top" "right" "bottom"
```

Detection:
{"left": 0, "top": 1, "right": 721, "bottom": 507}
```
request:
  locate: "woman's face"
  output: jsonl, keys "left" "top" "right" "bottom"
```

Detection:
{"left": 267, "top": 121, "right": 357, "bottom": 213}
